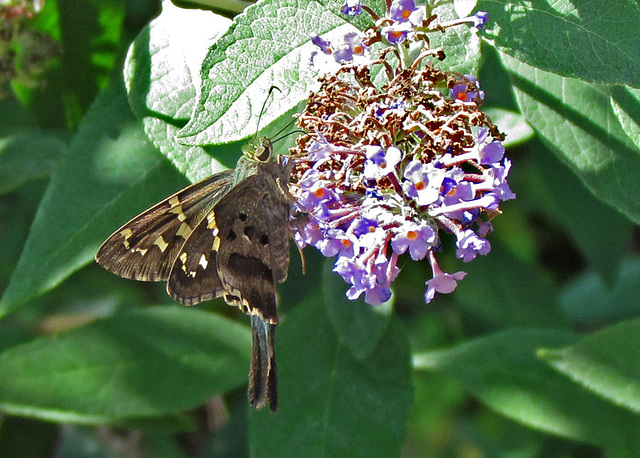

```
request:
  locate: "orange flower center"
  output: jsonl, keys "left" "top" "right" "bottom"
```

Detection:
{"left": 415, "top": 181, "right": 425, "bottom": 190}
{"left": 314, "top": 187, "right": 326, "bottom": 198}
{"left": 407, "top": 230, "right": 418, "bottom": 240}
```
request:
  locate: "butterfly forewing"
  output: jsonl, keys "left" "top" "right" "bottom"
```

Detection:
{"left": 96, "top": 170, "right": 234, "bottom": 282}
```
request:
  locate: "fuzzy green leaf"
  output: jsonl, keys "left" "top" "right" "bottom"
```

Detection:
{"left": 0, "top": 81, "right": 186, "bottom": 317}
{"left": 415, "top": 329, "right": 640, "bottom": 450}
{"left": 479, "top": 0, "right": 640, "bottom": 87}
{"left": 124, "top": 0, "right": 237, "bottom": 183}
{"left": 0, "top": 307, "right": 250, "bottom": 424}
{"left": 249, "top": 295, "right": 412, "bottom": 457}
{"left": 502, "top": 52, "right": 640, "bottom": 224}
{"left": 540, "top": 318, "right": 640, "bottom": 416}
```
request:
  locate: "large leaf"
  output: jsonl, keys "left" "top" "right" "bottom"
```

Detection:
{"left": 501, "top": 52, "right": 640, "bottom": 224}
{"left": 0, "top": 307, "right": 250, "bottom": 424}
{"left": 178, "top": 0, "right": 483, "bottom": 146}
{"left": 415, "top": 329, "right": 640, "bottom": 451}
{"left": 540, "top": 318, "right": 640, "bottom": 416}
{"left": 478, "top": 0, "right": 640, "bottom": 87}
{"left": 178, "top": 0, "right": 355, "bottom": 146}
{"left": 124, "top": 0, "right": 237, "bottom": 183}
{"left": 0, "top": 81, "right": 187, "bottom": 317}
{"left": 249, "top": 295, "right": 412, "bottom": 457}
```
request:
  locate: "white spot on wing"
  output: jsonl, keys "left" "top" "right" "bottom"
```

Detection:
{"left": 199, "top": 254, "right": 208, "bottom": 270}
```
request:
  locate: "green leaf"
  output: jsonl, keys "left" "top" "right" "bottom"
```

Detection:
{"left": 0, "top": 80, "right": 187, "bottom": 317}
{"left": 178, "top": 0, "right": 353, "bottom": 146}
{"left": 322, "top": 258, "right": 392, "bottom": 360}
{"left": 0, "top": 307, "right": 250, "bottom": 424}
{"left": 178, "top": 0, "right": 483, "bottom": 146}
{"left": 483, "top": 108, "right": 534, "bottom": 147}
{"left": 611, "top": 86, "right": 640, "bottom": 150}
{"left": 519, "top": 143, "right": 633, "bottom": 284}
{"left": 540, "top": 318, "right": 640, "bottom": 417}
{"left": 249, "top": 295, "right": 413, "bottom": 457}
{"left": 415, "top": 329, "right": 640, "bottom": 450}
{"left": 501, "top": 52, "right": 640, "bottom": 224}
{"left": 0, "top": 128, "right": 68, "bottom": 195}
{"left": 429, "top": 1, "right": 483, "bottom": 75}
{"left": 478, "top": 0, "right": 640, "bottom": 87}
{"left": 560, "top": 257, "right": 640, "bottom": 326}
{"left": 124, "top": 0, "right": 237, "bottom": 183}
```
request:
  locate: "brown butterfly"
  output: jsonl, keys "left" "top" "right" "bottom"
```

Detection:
{"left": 96, "top": 137, "right": 291, "bottom": 411}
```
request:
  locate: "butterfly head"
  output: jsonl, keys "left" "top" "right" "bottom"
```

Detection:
{"left": 242, "top": 137, "right": 275, "bottom": 164}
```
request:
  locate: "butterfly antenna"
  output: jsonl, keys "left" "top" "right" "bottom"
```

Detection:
{"left": 254, "top": 85, "right": 282, "bottom": 140}
{"left": 272, "top": 125, "right": 304, "bottom": 145}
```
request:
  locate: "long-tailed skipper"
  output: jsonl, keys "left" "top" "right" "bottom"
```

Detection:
{"left": 96, "top": 137, "right": 291, "bottom": 412}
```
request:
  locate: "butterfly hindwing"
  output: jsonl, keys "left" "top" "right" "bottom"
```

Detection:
{"left": 211, "top": 171, "right": 290, "bottom": 412}
{"left": 96, "top": 170, "right": 234, "bottom": 282}
{"left": 166, "top": 207, "right": 225, "bottom": 306}
{"left": 213, "top": 173, "right": 291, "bottom": 324}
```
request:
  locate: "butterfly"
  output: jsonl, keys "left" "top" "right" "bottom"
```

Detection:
{"left": 96, "top": 137, "right": 291, "bottom": 412}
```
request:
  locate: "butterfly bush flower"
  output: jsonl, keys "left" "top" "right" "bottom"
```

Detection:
{"left": 290, "top": 2, "right": 512, "bottom": 304}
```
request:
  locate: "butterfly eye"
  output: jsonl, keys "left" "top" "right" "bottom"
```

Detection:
{"left": 255, "top": 144, "right": 272, "bottom": 162}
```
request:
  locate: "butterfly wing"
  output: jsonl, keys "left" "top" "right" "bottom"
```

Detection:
{"left": 95, "top": 170, "right": 235, "bottom": 282}
{"left": 213, "top": 173, "right": 291, "bottom": 324}
{"left": 165, "top": 205, "right": 226, "bottom": 306}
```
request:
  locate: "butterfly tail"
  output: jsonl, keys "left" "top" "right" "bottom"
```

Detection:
{"left": 248, "top": 315, "right": 278, "bottom": 412}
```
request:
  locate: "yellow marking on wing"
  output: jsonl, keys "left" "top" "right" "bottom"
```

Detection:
{"left": 120, "top": 228, "right": 133, "bottom": 248}
{"left": 176, "top": 222, "right": 192, "bottom": 239}
{"left": 206, "top": 211, "right": 217, "bottom": 229}
{"left": 169, "top": 206, "right": 187, "bottom": 222}
{"left": 168, "top": 197, "right": 186, "bottom": 221}
{"left": 133, "top": 247, "right": 148, "bottom": 256}
{"left": 153, "top": 235, "right": 169, "bottom": 252}
{"left": 179, "top": 252, "right": 188, "bottom": 273}
{"left": 212, "top": 236, "right": 220, "bottom": 252}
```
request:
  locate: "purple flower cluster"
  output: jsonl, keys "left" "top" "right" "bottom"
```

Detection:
{"left": 310, "top": 0, "right": 490, "bottom": 64}
{"left": 290, "top": 2, "right": 509, "bottom": 305}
